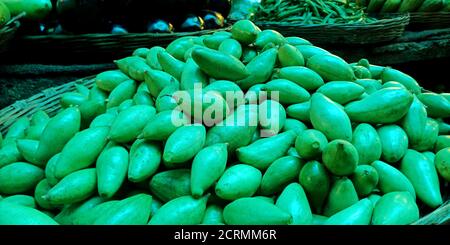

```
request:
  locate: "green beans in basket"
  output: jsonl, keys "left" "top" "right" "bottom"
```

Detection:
{"left": 253, "top": 0, "right": 377, "bottom": 24}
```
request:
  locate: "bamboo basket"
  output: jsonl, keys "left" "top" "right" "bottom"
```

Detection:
{"left": 0, "top": 76, "right": 449, "bottom": 225}
{"left": 408, "top": 12, "right": 450, "bottom": 30}
{"left": 254, "top": 14, "right": 410, "bottom": 45}
{"left": 15, "top": 27, "right": 230, "bottom": 60}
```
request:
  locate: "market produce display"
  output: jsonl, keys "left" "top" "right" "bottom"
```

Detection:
{"left": 0, "top": 0, "right": 231, "bottom": 34}
{"left": 254, "top": 0, "right": 377, "bottom": 24}
{"left": 0, "top": 19, "right": 449, "bottom": 225}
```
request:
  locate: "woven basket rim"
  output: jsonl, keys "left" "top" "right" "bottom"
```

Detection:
{"left": 255, "top": 13, "right": 410, "bottom": 28}
{"left": 21, "top": 27, "right": 231, "bottom": 40}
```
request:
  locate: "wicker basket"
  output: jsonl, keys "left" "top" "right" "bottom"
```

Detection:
{"left": 0, "top": 20, "right": 20, "bottom": 54}
{"left": 254, "top": 14, "right": 410, "bottom": 45}
{"left": 0, "top": 76, "right": 449, "bottom": 224}
{"left": 15, "top": 28, "right": 230, "bottom": 60}
{"left": 408, "top": 12, "right": 450, "bottom": 30}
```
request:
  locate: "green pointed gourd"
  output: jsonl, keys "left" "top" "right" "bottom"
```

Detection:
{"left": 26, "top": 110, "right": 50, "bottom": 140}
{"left": 128, "top": 140, "right": 161, "bottom": 183}
{"left": 140, "top": 110, "right": 188, "bottom": 141}
{"left": 258, "top": 99, "right": 286, "bottom": 137}
{"left": 204, "top": 32, "right": 232, "bottom": 49}
{"left": 282, "top": 119, "right": 307, "bottom": 136}
{"left": 299, "top": 161, "right": 330, "bottom": 213}
{"left": 133, "top": 91, "right": 154, "bottom": 107}
{"left": 236, "top": 130, "right": 296, "bottom": 170}
{"left": 286, "top": 101, "right": 311, "bottom": 123}
{"left": 219, "top": 38, "right": 243, "bottom": 59}
{"left": 316, "top": 81, "right": 365, "bottom": 105}
{"left": 381, "top": 67, "right": 421, "bottom": 94}
{"left": 295, "top": 45, "right": 330, "bottom": 60}
{"left": 351, "top": 123, "right": 382, "bottom": 165}
{"left": 16, "top": 139, "right": 40, "bottom": 166}
{"left": 44, "top": 153, "right": 60, "bottom": 186}
{"left": 158, "top": 51, "right": 185, "bottom": 81}
{"left": 4, "top": 117, "right": 29, "bottom": 140}
{"left": 435, "top": 147, "right": 450, "bottom": 181}
{"left": 323, "top": 178, "right": 359, "bottom": 217}
{"left": 418, "top": 92, "right": 450, "bottom": 118}
{"left": 215, "top": 164, "right": 262, "bottom": 200}
{"left": 78, "top": 99, "right": 106, "bottom": 127}
{"left": 435, "top": 135, "right": 450, "bottom": 152}
{"left": 167, "top": 36, "right": 197, "bottom": 60}
{"left": 401, "top": 95, "right": 427, "bottom": 145}
{"left": 368, "top": 194, "right": 381, "bottom": 206}
{"left": 307, "top": 54, "right": 355, "bottom": 81}
{"left": 231, "top": 20, "right": 260, "bottom": 45}
{"left": 106, "top": 79, "right": 137, "bottom": 109}
{"left": 155, "top": 83, "right": 180, "bottom": 112}
{"left": 1, "top": 194, "right": 36, "bottom": 208}
{"left": 295, "top": 129, "right": 328, "bottom": 160}
{"left": 205, "top": 104, "right": 258, "bottom": 152}
{"left": 44, "top": 168, "right": 97, "bottom": 205}
{"left": 354, "top": 79, "right": 382, "bottom": 95}
{"left": 191, "top": 47, "right": 249, "bottom": 81}
{"left": 438, "top": 120, "right": 450, "bottom": 134}
{"left": 377, "top": 125, "right": 408, "bottom": 163}
{"left": 371, "top": 160, "right": 416, "bottom": 199}
{"left": 236, "top": 48, "right": 277, "bottom": 90}
{"left": 372, "top": 192, "right": 419, "bottom": 225}
{"left": 181, "top": 58, "right": 208, "bottom": 91}
{"left": 55, "top": 196, "right": 104, "bottom": 225}
{"left": 223, "top": 197, "right": 292, "bottom": 225}
{"left": 93, "top": 194, "right": 152, "bottom": 225}
{"left": 422, "top": 151, "right": 435, "bottom": 164}
{"left": 325, "top": 198, "right": 373, "bottom": 225}
{"left": 163, "top": 124, "right": 206, "bottom": 168}
{"left": 286, "top": 36, "right": 311, "bottom": 46}
{"left": 96, "top": 145, "right": 129, "bottom": 198}
{"left": 0, "top": 140, "right": 23, "bottom": 168}
{"left": 278, "top": 43, "right": 305, "bottom": 67}
{"left": 73, "top": 200, "right": 120, "bottom": 225}
{"left": 400, "top": 150, "right": 442, "bottom": 208}
{"left": 149, "top": 169, "right": 191, "bottom": 202}
{"left": 351, "top": 165, "right": 379, "bottom": 197}
{"left": 411, "top": 118, "right": 439, "bottom": 151}
{"left": 0, "top": 201, "right": 58, "bottom": 225}
{"left": 144, "top": 69, "right": 180, "bottom": 98}
{"left": 345, "top": 87, "right": 414, "bottom": 124}
{"left": 254, "top": 29, "right": 285, "bottom": 49}
{"left": 276, "top": 183, "right": 312, "bottom": 225}
{"left": 90, "top": 112, "right": 117, "bottom": 128}
{"left": 311, "top": 214, "right": 328, "bottom": 225}
{"left": 118, "top": 99, "right": 134, "bottom": 112}
{"left": 191, "top": 143, "right": 227, "bottom": 198}
{"left": 176, "top": 88, "right": 230, "bottom": 126}
{"left": 310, "top": 93, "right": 352, "bottom": 141}
{"left": 95, "top": 70, "right": 130, "bottom": 92}
{"left": 149, "top": 198, "right": 163, "bottom": 218}
{"left": 34, "top": 179, "right": 54, "bottom": 210}
{"left": 89, "top": 84, "right": 108, "bottom": 102}
{"left": 109, "top": 105, "right": 156, "bottom": 143}
{"left": 322, "top": 140, "right": 358, "bottom": 176}
{"left": 149, "top": 195, "right": 208, "bottom": 225}
{"left": 204, "top": 80, "right": 244, "bottom": 109}
{"left": 35, "top": 107, "right": 81, "bottom": 165}
{"left": 260, "top": 156, "right": 303, "bottom": 196}
{"left": 264, "top": 79, "right": 310, "bottom": 105}
{"left": 244, "top": 83, "right": 266, "bottom": 104}
{"left": 54, "top": 127, "right": 109, "bottom": 179}
{"left": 0, "top": 162, "right": 44, "bottom": 194}
{"left": 202, "top": 204, "right": 224, "bottom": 225}
{"left": 277, "top": 66, "right": 324, "bottom": 91}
